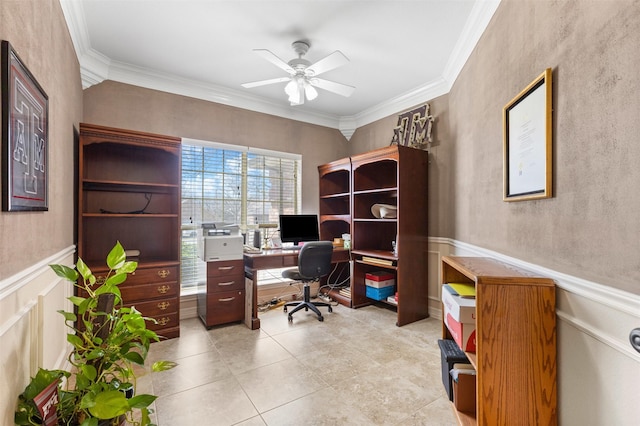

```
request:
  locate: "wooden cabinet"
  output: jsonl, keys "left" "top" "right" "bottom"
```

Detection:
{"left": 318, "top": 145, "right": 429, "bottom": 326}
{"left": 78, "top": 123, "right": 181, "bottom": 339}
{"left": 441, "top": 256, "right": 557, "bottom": 425}
{"left": 198, "top": 259, "right": 245, "bottom": 327}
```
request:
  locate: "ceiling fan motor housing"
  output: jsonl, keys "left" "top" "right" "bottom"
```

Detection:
{"left": 291, "top": 40, "right": 310, "bottom": 56}
{"left": 289, "top": 41, "right": 312, "bottom": 74}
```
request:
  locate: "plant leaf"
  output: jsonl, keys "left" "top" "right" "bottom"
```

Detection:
{"left": 88, "top": 390, "right": 130, "bottom": 419}
{"left": 104, "top": 272, "right": 127, "bottom": 286}
{"left": 127, "top": 393, "right": 157, "bottom": 409}
{"left": 67, "top": 333, "right": 83, "bottom": 347}
{"left": 76, "top": 257, "right": 94, "bottom": 284}
{"left": 118, "top": 260, "right": 138, "bottom": 274}
{"left": 152, "top": 360, "right": 178, "bottom": 372}
{"left": 123, "top": 351, "right": 145, "bottom": 365}
{"left": 50, "top": 264, "right": 78, "bottom": 282}
{"left": 58, "top": 309, "right": 77, "bottom": 322}
{"left": 106, "top": 241, "right": 126, "bottom": 270}
{"left": 68, "top": 295, "right": 86, "bottom": 306}
{"left": 81, "top": 364, "right": 98, "bottom": 381}
{"left": 85, "top": 348, "right": 105, "bottom": 361}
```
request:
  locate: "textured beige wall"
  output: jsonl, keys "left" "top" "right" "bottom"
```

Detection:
{"left": 449, "top": 0, "right": 640, "bottom": 296}
{"left": 0, "top": 0, "right": 83, "bottom": 279}
{"left": 352, "top": 1, "right": 640, "bottom": 296}
{"left": 82, "top": 81, "right": 350, "bottom": 215}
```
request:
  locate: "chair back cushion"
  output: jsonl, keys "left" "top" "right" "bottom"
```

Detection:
{"left": 297, "top": 241, "right": 334, "bottom": 279}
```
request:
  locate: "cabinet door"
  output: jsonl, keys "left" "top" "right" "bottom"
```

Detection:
{"left": 206, "top": 290, "right": 245, "bottom": 326}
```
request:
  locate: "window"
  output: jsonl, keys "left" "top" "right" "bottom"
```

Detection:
{"left": 180, "top": 139, "right": 302, "bottom": 294}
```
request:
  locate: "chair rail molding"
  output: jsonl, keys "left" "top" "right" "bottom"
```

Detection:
{"left": 429, "top": 236, "right": 640, "bottom": 361}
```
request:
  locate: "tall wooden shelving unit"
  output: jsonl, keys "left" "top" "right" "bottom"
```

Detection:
{"left": 78, "top": 123, "right": 182, "bottom": 339}
{"left": 318, "top": 157, "right": 352, "bottom": 306}
{"left": 441, "top": 256, "right": 557, "bottom": 425}
{"left": 318, "top": 145, "right": 429, "bottom": 326}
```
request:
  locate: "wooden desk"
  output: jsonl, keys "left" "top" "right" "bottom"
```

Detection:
{"left": 244, "top": 246, "right": 350, "bottom": 329}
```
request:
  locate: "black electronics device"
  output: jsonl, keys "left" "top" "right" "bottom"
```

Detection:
{"left": 278, "top": 214, "right": 320, "bottom": 246}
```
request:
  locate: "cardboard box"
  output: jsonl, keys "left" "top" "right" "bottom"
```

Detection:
{"left": 365, "top": 271, "right": 395, "bottom": 288}
{"left": 366, "top": 285, "right": 395, "bottom": 301}
{"left": 442, "top": 285, "right": 476, "bottom": 323}
{"left": 444, "top": 302, "right": 476, "bottom": 352}
{"left": 452, "top": 370, "right": 476, "bottom": 414}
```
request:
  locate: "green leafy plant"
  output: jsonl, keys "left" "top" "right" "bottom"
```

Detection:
{"left": 15, "top": 242, "right": 176, "bottom": 426}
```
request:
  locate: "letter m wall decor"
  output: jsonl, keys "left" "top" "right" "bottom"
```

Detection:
{"left": 1, "top": 40, "right": 48, "bottom": 211}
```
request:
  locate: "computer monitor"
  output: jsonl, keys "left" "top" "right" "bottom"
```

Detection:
{"left": 278, "top": 214, "right": 320, "bottom": 246}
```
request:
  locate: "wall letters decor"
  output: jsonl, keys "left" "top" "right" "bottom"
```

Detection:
{"left": 1, "top": 40, "right": 48, "bottom": 211}
{"left": 390, "top": 103, "right": 434, "bottom": 150}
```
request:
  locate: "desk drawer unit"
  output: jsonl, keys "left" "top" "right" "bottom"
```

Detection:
{"left": 79, "top": 263, "right": 181, "bottom": 339}
{"left": 199, "top": 259, "right": 245, "bottom": 327}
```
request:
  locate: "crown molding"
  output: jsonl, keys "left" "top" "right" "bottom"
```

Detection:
{"left": 442, "top": 0, "right": 501, "bottom": 87}
{"left": 61, "top": 0, "right": 501, "bottom": 140}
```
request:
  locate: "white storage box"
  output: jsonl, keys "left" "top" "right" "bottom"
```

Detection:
{"left": 365, "top": 271, "right": 395, "bottom": 288}
{"left": 443, "top": 302, "right": 476, "bottom": 353}
{"left": 442, "top": 284, "right": 476, "bottom": 353}
{"left": 442, "top": 285, "right": 476, "bottom": 323}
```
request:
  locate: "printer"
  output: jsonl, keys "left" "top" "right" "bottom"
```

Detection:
{"left": 197, "top": 222, "right": 243, "bottom": 262}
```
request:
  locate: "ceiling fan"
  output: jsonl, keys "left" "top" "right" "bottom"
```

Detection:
{"left": 241, "top": 40, "right": 355, "bottom": 106}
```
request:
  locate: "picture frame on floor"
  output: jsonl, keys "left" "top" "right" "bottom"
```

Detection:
{"left": 1, "top": 40, "right": 49, "bottom": 211}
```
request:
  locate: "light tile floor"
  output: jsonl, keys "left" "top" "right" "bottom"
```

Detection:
{"left": 140, "top": 302, "right": 457, "bottom": 425}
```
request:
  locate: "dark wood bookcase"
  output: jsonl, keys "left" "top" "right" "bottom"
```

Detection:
{"left": 318, "top": 145, "right": 429, "bottom": 326}
{"left": 78, "top": 123, "right": 182, "bottom": 339}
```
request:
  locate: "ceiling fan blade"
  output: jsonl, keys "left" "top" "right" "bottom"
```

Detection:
{"left": 310, "top": 78, "right": 355, "bottom": 97}
{"left": 253, "top": 49, "right": 295, "bottom": 74}
{"left": 241, "top": 76, "right": 291, "bottom": 88}
{"left": 306, "top": 51, "right": 349, "bottom": 76}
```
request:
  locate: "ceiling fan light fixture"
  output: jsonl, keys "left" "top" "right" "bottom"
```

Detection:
{"left": 304, "top": 82, "right": 318, "bottom": 101}
{"left": 284, "top": 79, "right": 297, "bottom": 97}
{"left": 285, "top": 77, "right": 304, "bottom": 105}
{"left": 243, "top": 40, "right": 354, "bottom": 106}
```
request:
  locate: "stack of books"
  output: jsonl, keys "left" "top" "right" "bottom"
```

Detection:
{"left": 361, "top": 256, "right": 393, "bottom": 266}
{"left": 338, "top": 287, "right": 351, "bottom": 298}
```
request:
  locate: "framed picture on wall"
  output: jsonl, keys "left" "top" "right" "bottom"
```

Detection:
{"left": 1, "top": 40, "right": 49, "bottom": 211}
{"left": 503, "top": 68, "right": 552, "bottom": 202}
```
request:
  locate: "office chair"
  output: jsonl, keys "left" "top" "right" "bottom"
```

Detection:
{"left": 282, "top": 241, "right": 334, "bottom": 322}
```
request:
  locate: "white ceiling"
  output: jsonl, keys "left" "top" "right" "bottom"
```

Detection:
{"left": 61, "top": 0, "right": 500, "bottom": 138}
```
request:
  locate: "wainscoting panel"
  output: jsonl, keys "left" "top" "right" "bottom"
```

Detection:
{"left": 0, "top": 246, "right": 74, "bottom": 426}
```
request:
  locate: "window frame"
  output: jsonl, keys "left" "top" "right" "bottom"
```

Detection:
{"left": 180, "top": 138, "right": 302, "bottom": 295}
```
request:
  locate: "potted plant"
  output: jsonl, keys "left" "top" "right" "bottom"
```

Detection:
{"left": 14, "top": 241, "right": 176, "bottom": 426}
